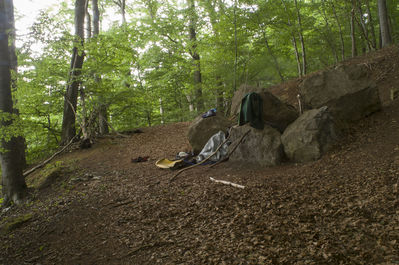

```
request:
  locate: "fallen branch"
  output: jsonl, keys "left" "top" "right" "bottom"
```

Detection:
{"left": 23, "top": 134, "right": 79, "bottom": 177}
{"left": 210, "top": 129, "right": 251, "bottom": 168}
{"left": 169, "top": 131, "right": 232, "bottom": 183}
{"left": 103, "top": 118, "right": 129, "bottom": 138}
{"left": 209, "top": 177, "right": 245, "bottom": 189}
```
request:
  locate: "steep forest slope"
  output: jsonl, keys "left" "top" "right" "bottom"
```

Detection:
{"left": 0, "top": 45, "right": 399, "bottom": 264}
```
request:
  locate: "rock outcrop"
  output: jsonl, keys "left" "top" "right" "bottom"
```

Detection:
{"left": 281, "top": 106, "right": 339, "bottom": 163}
{"left": 299, "top": 64, "right": 381, "bottom": 122}
{"left": 230, "top": 85, "right": 298, "bottom": 132}
{"left": 229, "top": 124, "right": 284, "bottom": 166}
{"left": 188, "top": 114, "right": 233, "bottom": 154}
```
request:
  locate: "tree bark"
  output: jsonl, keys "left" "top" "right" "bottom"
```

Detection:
{"left": 61, "top": 0, "right": 86, "bottom": 145}
{"left": 0, "top": 0, "right": 27, "bottom": 206}
{"left": 281, "top": 0, "right": 302, "bottom": 77}
{"left": 365, "top": 0, "right": 377, "bottom": 50}
{"left": 320, "top": 0, "right": 339, "bottom": 64}
{"left": 263, "top": 30, "right": 285, "bottom": 82}
{"left": 202, "top": 1, "right": 227, "bottom": 111}
{"left": 294, "top": 0, "right": 307, "bottom": 75}
{"left": 331, "top": 0, "right": 345, "bottom": 60}
{"left": 85, "top": 1, "right": 91, "bottom": 39}
{"left": 92, "top": 0, "right": 100, "bottom": 35}
{"left": 5, "top": 0, "right": 26, "bottom": 169}
{"left": 188, "top": 0, "right": 204, "bottom": 113}
{"left": 378, "top": 0, "right": 392, "bottom": 47}
{"left": 350, "top": 1, "right": 358, "bottom": 57}
{"left": 113, "top": 0, "right": 126, "bottom": 25}
{"left": 355, "top": 0, "right": 372, "bottom": 51}
{"left": 92, "top": 0, "right": 109, "bottom": 135}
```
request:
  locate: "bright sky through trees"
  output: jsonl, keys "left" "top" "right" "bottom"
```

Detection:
{"left": 14, "top": 0, "right": 54, "bottom": 32}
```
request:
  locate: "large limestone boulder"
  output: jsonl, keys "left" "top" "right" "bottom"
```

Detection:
{"left": 230, "top": 85, "right": 298, "bottom": 132}
{"left": 188, "top": 113, "right": 233, "bottom": 154}
{"left": 281, "top": 106, "right": 339, "bottom": 163}
{"left": 229, "top": 124, "right": 284, "bottom": 166}
{"left": 299, "top": 64, "right": 381, "bottom": 121}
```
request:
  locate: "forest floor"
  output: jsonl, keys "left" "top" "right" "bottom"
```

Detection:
{"left": 1, "top": 46, "right": 399, "bottom": 265}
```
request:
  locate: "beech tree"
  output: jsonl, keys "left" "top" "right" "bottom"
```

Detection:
{"left": 61, "top": 0, "right": 86, "bottom": 145}
{"left": 0, "top": 0, "right": 27, "bottom": 206}
{"left": 378, "top": 0, "right": 392, "bottom": 47}
{"left": 187, "top": 0, "right": 204, "bottom": 113}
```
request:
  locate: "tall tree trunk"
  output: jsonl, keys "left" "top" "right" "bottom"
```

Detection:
{"left": 202, "top": 1, "right": 227, "bottom": 110}
{"left": 92, "top": 0, "right": 108, "bottom": 135}
{"left": 92, "top": 0, "right": 100, "bottom": 35}
{"left": 350, "top": 1, "right": 358, "bottom": 57}
{"left": 188, "top": 0, "right": 204, "bottom": 113}
{"left": 121, "top": 0, "right": 126, "bottom": 24}
{"left": 61, "top": 0, "right": 86, "bottom": 145}
{"left": 281, "top": 0, "right": 302, "bottom": 77}
{"left": 294, "top": 0, "right": 307, "bottom": 75}
{"left": 355, "top": 0, "right": 372, "bottom": 51}
{"left": 331, "top": 0, "right": 345, "bottom": 60}
{"left": 366, "top": 0, "right": 377, "bottom": 49}
{"left": 0, "top": 0, "right": 27, "bottom": 206}
{"left": 262, "top": 30, "right": 285, "bottom": 81}
{"left": 233, "top": 0, "right": 238, "bottom": 91}
{"left": 85, "top": 1, "right": 91, "bottom": 39}
{"left": 320, "top": 0, "right": 339, "bottom": 64}
{"left": 113, "top": 0, "right": 126, "bottom": 25}
{"left": 5, "top": 0, "right": 26, "bottom": 169}
{"left": 159, "top": 98, "right": 164, "bottom": 124}
{"left": 378, "top": 0, "right": 392, "bottom": 47}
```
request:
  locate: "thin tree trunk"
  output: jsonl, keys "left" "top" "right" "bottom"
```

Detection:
{"left": 294, "top": 0, "right": 307, "bottom": 75}
{"left": 355, "top": 0, "right": 372, "bottom": 51}
{"left": 331, "top": 0, "right": 345, "bottom": 60}
{"left": 113, "top": 0, "right": 126, "bottom": 25}
{"left": 85, "top": 0, "right": 91, "bottom": 39}
{"left": 281, "top": 0, "right": 302, "bottom": 77}
{"left": 215, "top": 77, "right": 225, "bottom": 114}
{"left": 262, "top": 30, "right": 285, "bottom": 81}
{"left": 80, "top": 89, "right": 89, "bottom": 138}
{"left": 61, "top": 0, "right": 86, "bottom": 145}
{"left": 202, "top": 1, "right": 226, "bottom": 111}
{"left": 378, "top": 0, "right": 392, "bottom": 47}
{"left": 186, "top": 94, "right": 195, "bottom": 112}
{"left": 366, "top": 0, "right": 377, "bottom": 49}
{"left": 92, "top": 0, "right": 108, "bottom": 135}
{"left": 92, "top": 0, "right": 100, "bottom": 35}
{"left": 320, "top": 0, "right": 339, "bottom": 64}
{"left": 159, "top": 98, "right": 164, "bottom": 124}
{"left": 0, "top": 0, "right": 27, "bottom": 206}
{"left": 188, "top": 0, "right": 204, "bottom": 113}
{"left": 121, "top": 0, "right": 126, "bottom": 24}
{"left": 350, "top": 1, "right": 358, "bottom": 57}
{"left": 233, "top": 0, "right": 238, "bottom": 90}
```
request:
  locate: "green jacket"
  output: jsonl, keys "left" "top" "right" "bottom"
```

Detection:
{"left": 238, "top": 92, "right": 264, "bottom": 130}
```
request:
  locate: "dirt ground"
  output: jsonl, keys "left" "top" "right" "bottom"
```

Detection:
{"left": 1, "top": 46, "right": 399, "bottom": 265}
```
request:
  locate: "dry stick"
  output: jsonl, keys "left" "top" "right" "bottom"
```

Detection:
{"left": 23, "top": 134, "right": 79, "bottom": 177}
{"left": 209, "top": 177, "right": 245, "bottom": 189}
{"left": 210, "top": 129, "right": 251, "bottom": 168}
{"left": 169, "top": 132, "right": 232, "bottom": 183}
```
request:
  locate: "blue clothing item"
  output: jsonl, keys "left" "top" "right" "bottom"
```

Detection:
{"left": 202, "top": 108, "right": 217, "bottom": 118}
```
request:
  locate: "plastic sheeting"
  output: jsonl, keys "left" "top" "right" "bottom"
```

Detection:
{"left": 196, "top": 131, "right": 229, "bottom": 163}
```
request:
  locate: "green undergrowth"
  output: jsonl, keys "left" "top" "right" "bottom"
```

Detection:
{"left": 1, "top": 213, "right": 33, "bottom": 235}
{"left": 25, "top": 159, "right": 78, "bottom": 190}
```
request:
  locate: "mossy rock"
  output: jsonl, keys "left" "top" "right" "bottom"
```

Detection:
{"left": 1, "top": 214, "right": 33, "bottom": 234}
{"left": 26, "top": 161, "right": 67, "bottom": 189}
